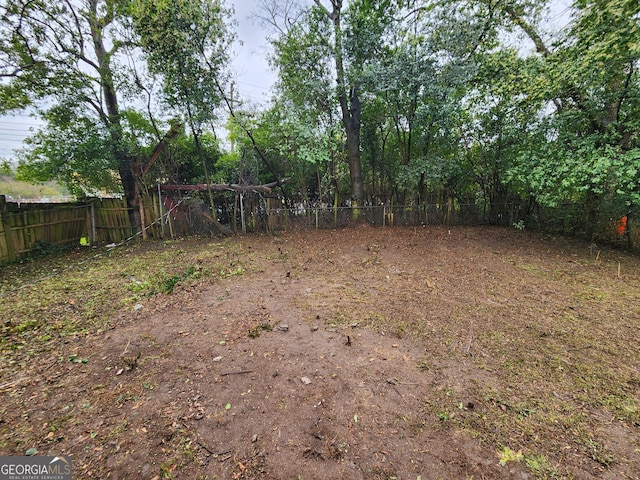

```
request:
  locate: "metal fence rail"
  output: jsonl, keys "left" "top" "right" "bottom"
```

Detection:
{"left": 261, "top": 203, "right": 523, "bottom": 231}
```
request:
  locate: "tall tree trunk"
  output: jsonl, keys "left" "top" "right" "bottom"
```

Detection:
{"left": 343, "top": 87, "right": 363, "bottom": 210}
{"left": 317, "top": 0, "right": 364, "bottom": 216}
{"left": 118, "top": 161, "right": 142, "bottom": 234}
{"left": 89, "top": 0, "right": 139, "bottom": 230}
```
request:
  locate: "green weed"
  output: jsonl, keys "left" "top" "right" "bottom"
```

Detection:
{"left": 248, "top": 323, "right": 272, "bottom": 338}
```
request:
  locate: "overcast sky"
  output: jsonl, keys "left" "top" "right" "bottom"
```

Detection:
{"left": 0, "top": 0, "right": 276, "bottom": 161}
{"left": 232, "top": 0, "right": 277, "bottom": 104}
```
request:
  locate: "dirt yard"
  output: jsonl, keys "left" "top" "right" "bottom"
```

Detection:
{"left": 1, "top": 225, "right": 639, "bottom": 479}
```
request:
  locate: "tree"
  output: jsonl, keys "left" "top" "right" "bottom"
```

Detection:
{"left": 319, "top": 0, "right": 362, "bottom": 211}
{"left": 264, "top": 0, "right": 400, "bottom": 213}
{"left": 253, "top": 96, "right": 345, "bottom": 205}
{"left": 132, "top": 0, "right": 235, "bottom": 234}
{"left": 496, "top": 0, "right": 640, "bottom": 241}
{"left": 0, "top": 159, "right": 12, "bottom": 176}
{"left": 15, "top": 104, "right": 122, "bottom": 195}
{"left": 0, "top": 0, "right": 148, "bottom": 225}
{"left": 420, "top": 0, "right": 640, "bottom": 240}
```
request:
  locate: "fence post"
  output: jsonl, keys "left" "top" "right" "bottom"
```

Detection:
{"left": 90, "top": 201, "right": 96, "bottom": 243}
{"left": 240, "top": 193, "right": 246, "bottom": 234}
{"left": 157, "top": 184, "right": 165, "bottom": 238}
{"left": 0, "top": 195, "right": 16, "bottom": 263}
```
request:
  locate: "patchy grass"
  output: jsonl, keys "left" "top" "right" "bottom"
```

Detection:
{"left": 0, "top": 227, "right": 638, "bottom": 479}
{"left": 0, "top": 237, "right": 247, "bottom": 368}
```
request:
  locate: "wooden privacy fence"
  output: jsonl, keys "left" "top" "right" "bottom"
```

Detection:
{"left": 0, "top": 195, "right": 134, "bottom": 264}
{"left": 0, "top": 190, "right": 198, "bottom": 263}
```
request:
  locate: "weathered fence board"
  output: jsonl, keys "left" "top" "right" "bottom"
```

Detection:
{"left": 0, "top": 193, "right": 175, "bottom": 263}
{"left": 0, "top": 195, "right": 135, "bottom": 263}
{"left": 0, "top": 196, "right": 90, "bottom": 262}
{"left": 92, "top": 198, "right": 133, "bottom": 243}
{"left": 0, "top": 196, "right": 13, "bottom": 262}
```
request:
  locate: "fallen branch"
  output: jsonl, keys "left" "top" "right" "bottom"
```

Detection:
{"left": 221, "top": 370, "right": 253, "bottom": 376}
{"left": 387, "top": 382, "right": 407, "bottom": 403}
{"left": 463, "top": 319, "right": 474, "bottom": 356}
{"left": 122, "top": 338, "right": 131, "bottom": 356}
{"left": 160, "top": 178, "right": 289, "bottom": 195}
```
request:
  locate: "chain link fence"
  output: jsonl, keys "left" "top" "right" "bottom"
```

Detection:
{"left": 234, "top": 200, "right": 634, "bottom": 249}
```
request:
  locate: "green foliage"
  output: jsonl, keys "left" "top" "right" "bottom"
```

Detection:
{"left": 22, "top": 240, "right": 72, "bottom": 262}
{"left": 248, "top": 323, "right": 272, "bottom": 338}
{"left": 344, "top": 0, "right": 396, "bottom": 65}
{"left": 15, "top": 106, "right": 122, "bottom": 196}
{"left": 432, "top": 0, "right": 640, "bottom": 229}
{"left": 121, "top": 109, "right": 161, "bottom": 151}
{"left": 132, "top": 0, "right": 233, "bottom": 124}
{"left": 160, "top": 266, "right": 197, "bottom": 294}
{"left": 0, "top": 160, "right": 13, "bottom": 176}
{"left": 498, "top": 446, "right": 524, "bottom": 466}
{"left": 157, "top": 132, "right": 225, "bottom": 185}
{"left": 245, "top": 92, "right": 344, "bottom": 203}
{"left": 509, "top": 0, "right": 638, "bottom": 209}
{"left": 131, "top": 0, "right": 234, "bottom": 213}
{"left": 2, "top": 0, "right": 639, "bottom": 243}
{"left": 0, "top": 0, "right": 161, "bottom": 204}
{"left": 272, "top": 7, "right": 333, "bottom": 105}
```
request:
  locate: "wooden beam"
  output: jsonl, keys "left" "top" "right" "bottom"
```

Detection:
{"left": 141, "top": 122, "right": 183, "bottom": 177}
{"left": 160, "top": 178, "right": 290, "bottom": 195}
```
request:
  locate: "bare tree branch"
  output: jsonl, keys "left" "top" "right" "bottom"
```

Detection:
{"left": 255, "top": 0, "right": 304, "bottom": 36}
{"left": 503, "top": 5, "right": 552, "bottom": 58}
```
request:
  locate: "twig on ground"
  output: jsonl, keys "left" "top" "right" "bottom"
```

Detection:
{"left": 42, "top": 357, "right": 59, "bottom": 373}
{"left": 197, "top": 440, "right": 216, "bottom": 456}
{"left": 221, "top": 370, "right": 253, "bottom": 376}
{"left": 121, "top": 338, "right": 131, "bottom": 356}
{"left": 0, "top": 377, "right": 27, "bottom": 391}
{"left": 463, "top": 319, "right": 474, "bottom": 356}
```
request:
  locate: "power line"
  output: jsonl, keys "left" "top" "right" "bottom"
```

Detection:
{"left": 235, "top": 79, "right": 272, "bottom": 92}
{"left": 0, "top": 137, "right": 28, "bottom": 142}
{"left": 0, "top": 120, "right": 44, "bottom": 127}
{"left": 0, "top": 127, "right": 38, "bottom": 132}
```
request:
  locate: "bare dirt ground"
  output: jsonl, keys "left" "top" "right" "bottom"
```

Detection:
{"left": 1, "top": 225, "right": 639, "bottom": 479}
